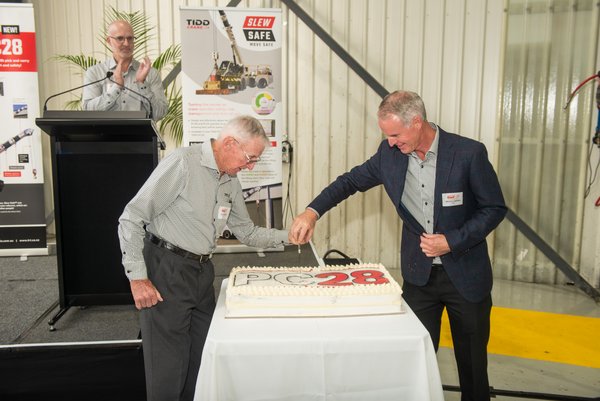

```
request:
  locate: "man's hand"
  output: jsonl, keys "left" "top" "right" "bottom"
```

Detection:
{"left": 112, "top": 60, "right": 125, "bottom": 86}
{"left": 288, "top": 230, "right": 304, "bottom": 245}
{"left": 290, "top": 209, "right": 318, "bottom": 244}
{"left": 130, "top": 279, "right": 163, "bottom": 310}
{"left": 420, "top": 233, "right": 450, "bottom": 257}
{"left": 135, "top": 56, "right": 151, "bottom": 84}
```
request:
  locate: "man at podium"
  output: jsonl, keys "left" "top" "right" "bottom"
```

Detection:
{"left": 82, "top": 20, "right": 167, "bottom": 121}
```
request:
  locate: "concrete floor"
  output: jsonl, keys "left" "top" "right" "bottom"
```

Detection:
{"left": 438, "top": 278, "right": 600, "bottom": 400}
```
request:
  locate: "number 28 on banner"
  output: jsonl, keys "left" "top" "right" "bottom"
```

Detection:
{"left": 0, "top": 38, "right": 23, "bottom": 55}
{"left": 0, "top": 32, "right": 37, "bottom": 72}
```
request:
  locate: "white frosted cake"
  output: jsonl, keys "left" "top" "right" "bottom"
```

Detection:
{"left": 225, "top": 263, "right": 403, "bottom": 318}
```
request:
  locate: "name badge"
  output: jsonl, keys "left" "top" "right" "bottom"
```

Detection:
{"left": 442, "top": 192, "right": 463, "bottom": 207}
{"left": 217, "top": 206, "right": 231, "bottom": 220}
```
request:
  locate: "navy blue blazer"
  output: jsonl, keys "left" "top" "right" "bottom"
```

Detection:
{"left": 308, "top": 128, "right": 507, "bottom": 302}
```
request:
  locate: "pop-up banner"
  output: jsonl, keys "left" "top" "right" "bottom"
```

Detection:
{"left": 180, "top": 7, "right": 283, "bottom": 249}
{"left": 0, "top": 3, "right": 46, "bottom": 256}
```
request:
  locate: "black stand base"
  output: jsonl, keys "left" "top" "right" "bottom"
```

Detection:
{"left": 443, "top": 385, "right": 599, "bottom": 400}
{"left": 47, "top": 306, "right": 70, "bottom": 331}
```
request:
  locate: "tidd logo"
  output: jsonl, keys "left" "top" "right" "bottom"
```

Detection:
{"left": 186, "top": 19, "right": 210, "bottom": 30}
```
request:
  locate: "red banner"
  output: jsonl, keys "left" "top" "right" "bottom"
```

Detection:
{"left": 0, "top": 32, "right": 37, "bottom": 72}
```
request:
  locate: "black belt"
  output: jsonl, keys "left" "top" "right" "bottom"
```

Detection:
{"left": 145, "top": 232, "right": 212, "bottom": 263}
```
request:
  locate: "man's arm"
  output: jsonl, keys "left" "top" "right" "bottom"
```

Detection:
{"left": 118, "top": 151, "right": 187, "bottom": 308}
{"left": 291, "top": 144, "right": 386, "bottom": 243}
{"left": 308, "top": 142, "right": 387, "bottom": 215}
{"left": 225, "top": 180, "right": 295, "bottom": 247}
{"left": 135, "top": 66, "right": 168, "bottom": 121}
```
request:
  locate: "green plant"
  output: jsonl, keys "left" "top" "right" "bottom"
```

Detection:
{"left": 53, "top": 6, "right": 183, "bottom": 145}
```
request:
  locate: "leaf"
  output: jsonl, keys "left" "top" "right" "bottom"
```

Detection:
{"left": 51, "top": 54, "right": 100, "bottom": 73}
{"left": 153, "top": 44, "right": 182, "bottom": 71}
{"left": 159, "top": 85, "right": 183, "bottom": 145}
{"left": 65, "top": 98, "right": 83, "bottom": 110}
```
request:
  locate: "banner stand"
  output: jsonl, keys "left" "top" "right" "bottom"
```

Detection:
{"left": 0, "top": 3, "right": 47, "bottom": 257}
{"left": 180, "top": 7, "right": 284, "bottom": 253}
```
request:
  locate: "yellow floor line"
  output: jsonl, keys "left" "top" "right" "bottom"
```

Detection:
{"left": 439, "top": 306, "right": 600, "bottom": 368}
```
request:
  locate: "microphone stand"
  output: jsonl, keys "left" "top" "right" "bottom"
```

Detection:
{"left": 108, "top": 76, "right": 153, "bottom": 119}
{"left": 43, "top": 71, "right": 114, "bottom": 113}
{"left": 108, "top": 77, "right": 166, "bottom": 150}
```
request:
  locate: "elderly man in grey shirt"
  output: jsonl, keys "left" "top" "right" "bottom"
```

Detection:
{"left": 82, "top": 20, "right": 167, "bottom": 121}
{"left": 118, "top": 115, "right": 298, "bottom": 401}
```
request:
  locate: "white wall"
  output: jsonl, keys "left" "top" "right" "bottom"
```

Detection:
{"left": 29, "top": 0, "right": 600, "bottom": 288}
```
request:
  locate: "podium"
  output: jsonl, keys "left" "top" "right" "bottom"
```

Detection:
{"left": 36, "top": 111, "right": 163, "bottom": 330}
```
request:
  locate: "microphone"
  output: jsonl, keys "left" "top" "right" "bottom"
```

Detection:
{"left": 108, "top": 76, "right": 154, "bottom": 120}
{"left": 43, "top": 71, "right": 114, "bottom": 112}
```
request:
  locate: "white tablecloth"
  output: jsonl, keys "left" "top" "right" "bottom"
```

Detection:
{"left": 194, "top": 279, "right": 444, "bottom": 401}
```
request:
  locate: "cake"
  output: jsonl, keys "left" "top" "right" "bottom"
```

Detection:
{"left": 225, "top": 263, "right": 403, "bottom": 318}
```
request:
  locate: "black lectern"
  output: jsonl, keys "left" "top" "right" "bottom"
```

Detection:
{"left": 36, "top": 111, "right": 162, "bottom": 330}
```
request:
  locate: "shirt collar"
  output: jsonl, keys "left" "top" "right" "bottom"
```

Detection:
{"left": 201, "top": 139, "right": 219, "bottom": 171}
{"left": 409, "top": 122, "right": 439, "bottom": 160}
{"left": 107, "top": 58, "right": 138, "bottom": 72}
{"left": 202, "top": 138, "right": 233, "bottom": 182}
{"left": 427, "top": 123, "right": 440, "bottom": 158}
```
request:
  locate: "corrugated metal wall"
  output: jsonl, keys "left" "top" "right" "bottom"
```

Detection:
{"left": 494, "top": 0, "right": 600, "bottom": 287}
{"left": 30, "top": 0, "right": 600, "bottom": 287}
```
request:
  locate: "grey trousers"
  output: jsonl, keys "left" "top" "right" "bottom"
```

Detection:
{"left": 141, "top": 238, "right": 216, "bottom": 401}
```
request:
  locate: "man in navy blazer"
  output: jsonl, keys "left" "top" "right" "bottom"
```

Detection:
{"left": 291, "top": 90, "right": 507, "bottom": 401}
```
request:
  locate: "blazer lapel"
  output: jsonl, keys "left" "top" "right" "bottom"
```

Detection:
{"left": 387, "top": 147, "right": 426, "bottom": 235}
{"left": 390, "top": 146, "right": 408, "bottom": 206}
{"left": 434, "top": 130, "right": 455, "bottom": 228}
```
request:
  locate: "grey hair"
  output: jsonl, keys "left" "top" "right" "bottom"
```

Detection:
{"left": 220, "top": 115, "right": 268, "bottom": 145}
{"left": 377, "top": 91, "right": 427, "bottom": 125}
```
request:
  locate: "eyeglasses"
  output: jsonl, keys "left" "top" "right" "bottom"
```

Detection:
{"left": 109, "top": 35, "right": 136, "bottom": 44}
{"left": 233, "top": 138, "right": 261, "bottom": 164}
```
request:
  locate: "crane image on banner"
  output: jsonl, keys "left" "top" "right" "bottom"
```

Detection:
{"left": 196, "top": 10, "right": 273, "bottom": 95}
{"left": 0, "top": 128, "right": 36, "bottom": 192}
{"left": 0, "top": 128, "right": 34, "bottom": 154}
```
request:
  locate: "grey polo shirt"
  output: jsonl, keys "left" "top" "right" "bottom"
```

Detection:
{"left": 401, "top": 123, "right": 441, "bottom": 264}
{"left": 118, "top": 140, "right": 289, "bottom": 280}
